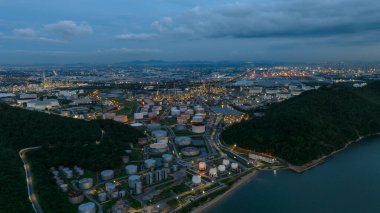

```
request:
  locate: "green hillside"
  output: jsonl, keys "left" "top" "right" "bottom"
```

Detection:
{"left": 0, "top": 103, "right": 143, "bottom": 212}
{"left": 221, "top": 81, "right": 380, "bottom": 165}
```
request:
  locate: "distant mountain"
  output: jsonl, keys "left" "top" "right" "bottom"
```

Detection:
{"left": 222, "top": 81, "right": 380, "bottom": 166}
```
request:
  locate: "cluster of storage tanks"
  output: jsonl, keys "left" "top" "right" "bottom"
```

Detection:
{"left": 149, "top": 129, "right": 169, "bottom": 155}
{"left": 96, "top": 181, "right": 127, "bottom": 204}
{"left": 133, "top": 104, "right": 162, "bottom": 121}
{"left": 196, "top": 159, "right": 240, "bottom": 178}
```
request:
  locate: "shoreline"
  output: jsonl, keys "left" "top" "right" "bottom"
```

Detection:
{"left": 289, "top": 133, "right": 380, "bottom": 173}
{"left": 192, "top": 169, "right": 257, "bottom": 213}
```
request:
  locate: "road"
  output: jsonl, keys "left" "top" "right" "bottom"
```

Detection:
{"left": 19, "top": 147, "right": 44, "bottom": 213}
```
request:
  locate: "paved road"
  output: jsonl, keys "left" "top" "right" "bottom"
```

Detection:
{"left": 19, "top": 147, "right": 44, "bottom": 213}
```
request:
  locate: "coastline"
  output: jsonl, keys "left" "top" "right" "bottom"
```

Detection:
{"left": 192, "top": 170, "right": 257, "bottom": 213}
{"left": 289, "top": 133, "right": 380, "bottom": 173}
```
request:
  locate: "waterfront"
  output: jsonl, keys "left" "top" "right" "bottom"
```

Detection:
{"left": 206, "top": 136, "right": 380, "bottom": 213}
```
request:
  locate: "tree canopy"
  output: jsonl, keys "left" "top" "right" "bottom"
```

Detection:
{"left": 222, "top": 81, "right": 380, "bottom": 165}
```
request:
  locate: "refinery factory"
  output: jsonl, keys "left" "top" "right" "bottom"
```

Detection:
{"left": 40, "top": 89, "right": 255, "bottom": 213}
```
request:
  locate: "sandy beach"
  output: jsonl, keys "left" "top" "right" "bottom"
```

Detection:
{"left": 192, "top": 170, "right": 257, "bottom": 213}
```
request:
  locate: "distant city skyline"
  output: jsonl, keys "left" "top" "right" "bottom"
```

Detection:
{"left": 1, "top": 0, "right": 380, "bottom": 64}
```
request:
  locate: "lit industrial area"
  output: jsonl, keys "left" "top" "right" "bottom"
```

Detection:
{"left": 1, "top": 62, "right": 380, "bottom": 213}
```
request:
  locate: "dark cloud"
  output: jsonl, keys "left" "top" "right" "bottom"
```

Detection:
{"left": 171, "top": 0, "right": 380, "bottom": 39}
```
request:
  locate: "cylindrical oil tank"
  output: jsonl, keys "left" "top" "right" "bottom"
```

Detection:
{"left": 78, "top": 178, "right": 93, "bottom": 190}
{"left": 134, "top": 112, "right": 144, "bottom": 120}
{"left": 222, "top": 159, "right": 230, "bottom": 167}
{"left": 78, "top": 202, "right": 96, "bottom": 213}
{"left": 171, "top": 109, "right": 181, "bottom": 116}
{"left": 231, "top": 162, "right": 239, "bottom": 170}
{"left": 144, "top": 159, "right": 156, "bottom": 169}
{"left": 175, "top": 124, "right": 187, "bottom": 131}
{"left": 119, "top": 190, "right": 126, "bottom": 198}
{"left": 146, "top": 172, "right": 154, "bottom": 185}
{"left": 60, "top": 184, "right": 68, "bottom": 192}
{"left": 147, "top": 123, "right": 161, "bottom": 131}
{"left": 105, "top": 182, "right": 116, "bottom": 192}
{"left": 157, "top": 137, "right": 168, "bottom": 143}
{"left": 162, "top": 153, "right": 174, "bottom": 163}
{"left": 135, "top": 181, "right": 142, "bottom": 195}
{"left": 172, "top": 164, "right": 178, "bottom": 172}
{"left": 192, "top": 123, "right": 206, "bottom": 134}
{"left": 68, "top": 191, "right": 84, "bottom": 204}
{"left": 198, "top": 162, "right": 206, "bottom": 171}
{"left": 175, "top": 136, "right": 192, "bottom": 146}
{"left": 149, "top": 143, "right": 168, "bottom": 154}
{"left": 181, "top": 147, "right": 200, "bottom": 157}
{"left": 98, "top": 192, "right": 107, "bottom": 202}
{"left": 209, "top": 168, "right": 218, "bottom": 177}
{"left": 218, "top": 165, "right": 226, "bottom": 172}
{"left": 195, "top": 107, "right": 205, "bottom": 114}
{"left": 192, "top": 175, "right": 202, "bottom": 185}
{"left": 152, "top": 130, "right": 167, "bottom": 138}
{"left": 155, "top": 170, "right": 163, "bottom": 182}
{"left": 128, "top": 175, "right": 141, "bottom": 189}
{"left": 125, "top": 165, "right": 138, "bottom": 175}
{"left": 192, "top": 115, "right": 203, "bottom": 123}
{"left": 101, "top": 170, "right": 114, "bottom": 181}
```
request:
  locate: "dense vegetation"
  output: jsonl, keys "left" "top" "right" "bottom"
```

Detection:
{"left": 222, "top": 81, "right": 380, "bottom": 165}
{"left": 0, "top": 103, "right": 143, "bottom": 212}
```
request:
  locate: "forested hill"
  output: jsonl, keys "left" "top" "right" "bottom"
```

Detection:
{"left": 0, "top": 103, "right": 143, "bottom": 212}
{"left": 221, "top": 81, "right": 380, "bottom": 165}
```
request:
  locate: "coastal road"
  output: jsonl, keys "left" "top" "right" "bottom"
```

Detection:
{"left": 19, "top": 146, "right": 44, "bottom": 213}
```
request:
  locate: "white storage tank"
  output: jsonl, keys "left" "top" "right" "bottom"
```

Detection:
{"left": 162, "top": 154, "right": 174, "bottom": 163}
{"left": 144, "top": 159, "right": 156, "bottom": 169}
{"left": 60, "top": 184, "right": 68, "bottom": 192}
{"left": 209, "top": 168, "right": 218, "bottom": 177}
{"left": 157, "top": 137, "right": 169, "bottom": 143}
{"left": 135, "top": 181, "right": 142, "bottom": 194}
{"left": 78, "top": 178, "right": 93, "bottom": 190}
{"left": 134, "top": 112, "right": 144, "bottom": 120}
{"left": 231, "top": 162, "right": 239, "bottom": 170}
{"left": 152, "top": 130, "right": 167, "bottom": 138}
{"left": 171, "top": 108, "right": 181, "bottom": 116}
{"left": 218, "top": 165, "right": 226, "bottom": 172}
{"left": 181, "top": 147, "right": 200, "bottom": 157}
{"left": 192, "top": 123, "right": 206, "bottom": 134}
{"left": 187, "top": 109, "right": 194, "bottom": 115}
{"left": 175, "top": 136, "right": 192, "bottom": 146}
{"left": 192, "top": 115, "right": 203, "bottom": 123}
{"left": 98, "top": 192, "right": 107, "bottom": 202}
{"left": 175, "top": 124, "right": 187, "bottom": 131}
{"left": 147, "top": 123, "right": 161, "bottom": 131}
{"left": 119, "top": 190, "right": 126, "bottom": 198}
{"left": 192, "top": 175, "right": 202, "bottom": 185}
{"left": 105, "top": 182, "right": 116, "bottom": 192}
{"left": 68, "top": 191, "right": 84, "bottom": 204}
{"left": 125, "top": 165, "right": 138, "bottom": 175}
{"left": 78, "top": 202, "right": 96, "bottom": 213}
{"left": 128, "top": 175, "right": 141, "bottom": 189}
{"left": 222, "top": 159, "right": 230, "bottom": 167}
{"left": 195, "top": 107, "right": 205, "bottom": 114}
{"left": 149, "top": 143, "right": 168, "bottom": 154}
{"left": 146, "top": 172, "right": 154, "bottom": 185}
{"left": 101, "top": 170, "right": 114, "bottom": 180}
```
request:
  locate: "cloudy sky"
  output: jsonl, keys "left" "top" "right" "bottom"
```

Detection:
{"left": 0, "top": 0, "right": 380, "bottom": 64}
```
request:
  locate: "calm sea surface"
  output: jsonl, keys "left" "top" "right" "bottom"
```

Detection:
{"left": 206, "top": 136, "right": 380, "bottom": 213}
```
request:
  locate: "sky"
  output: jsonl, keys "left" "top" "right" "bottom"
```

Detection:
{"left": 0, "top": 0, "right": 380, "bottom": 64}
